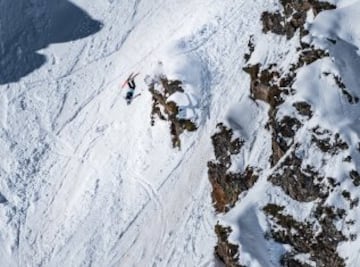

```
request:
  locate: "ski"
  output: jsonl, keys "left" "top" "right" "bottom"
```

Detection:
{"left": 121, "top": 72, "right": 140, "bottom": 88}
{"left": 121, "top": 72, "right": 132, "bottom": 88}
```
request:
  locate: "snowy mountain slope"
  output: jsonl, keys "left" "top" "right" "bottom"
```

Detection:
{"left": 1, "top": 0, "right": 360, "bottom": 266}
{"left": 0, "top": 0, "right": 276, "bottom": 266}
{"left": 211, "top": 1, "right": 360, "bottom": 266}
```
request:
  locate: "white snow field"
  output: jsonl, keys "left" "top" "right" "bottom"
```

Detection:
{"left": 1, "top": 0, "right": 360, "bottom": 266}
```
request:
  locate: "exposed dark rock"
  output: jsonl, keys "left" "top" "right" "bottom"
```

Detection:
{"left": 243, "top": 64, "right": 282, "bottom": 109}
{"left": 262, "top": 0, "right": 335, "bottom": 39}
{"left": 349, "top": 234, "right": 357, "bottom": 243}
{"left": 208, "top": 124, "right": 259, "bottom": 212}
{"left": 350, "top": 170, "right": 360, "bottom": 186}
{"left": 307, "top": 0, "right": 336, "bottom": 15}
{"left": 342, "top": 190, "right": 351, "bottom": 200}
{"left": 311, "top": 135, "right": 332, "bottom": 153}
{"left": 212, "top": 1, "right": 341, "bottom": 265}
{"left": 341, "top": 189, "right": 358, "bottom": 208}
{"left": 211, "top": 123, "right": 244, "bottom": 167}
{"left": 263, "top": 203, "right": 285, "bottom": 215}
{"left": 311, "top": 128, "right": 349, "bottom": 155}
{"left": 334, "top": 75, "right": 359, "bottom": 104}
{"left": 244, "top": 64, "right": 278, "bottom": 165}
{"left": 244, "top": 35, "right": 255, "bottom": 62}
{"left": 150, "top": 101, "right": 166, "bottom": 126}
{"left": 269, "top": 153, "right": 322, "bottom": 202}
{"left": 293, "top": 102, "right": 312, "bottom": 117}
{"left": 247, "top": 2, "right": 331, "bottom": 167}
{"left": 263, "top": 203, "right": 347, "bottom": 267}
{"left": 327, "top": 38, "right": 337, "bottom": 44}
{"left": 243, "top": 57, "right": 321, "bottom": 167}
{"left": 178, "top": 119, "right": 197, "bottom": 132}
{"left": 327, "top": 177, "right": 336, "bottom": 187}
{"left": 215, "top": 224, "right": 244, "bottom": 267}
{"left": 293, "top": 48, "right": 329, "bottom": 70}
{"left": 262, "top": 12, "right": 285, "bottom": 36}
{"left": 243, "top": 56, "right": 317, "bottom": 166}
{"left": 148, "top": 78, "right": 197, "bottom": 148}
{"left": 276, "top": 116, "right": 301, "bottom": 138}
{"left": 243, "top": 63, "right": 290, "bottom": 166}
{"left": 341, "top": 190, "right": 359, "bottom": 208}
{"left": 279, "top": 76, "right": 295, "bottom": 91}
{"left": 334, "top": 75, "right": 346, "bottom": 90}
{"left": 160, "top": 78, "right": 184, "bottom": 96}
{"left": 271, "top": 140, "right": 286, "bottom": 166}
{"left": 280, "top": 253, "right": 313, "bottom": 267}
{"left": 270, "top": 116, "right": 301, "bottom": 166}
{"left": 350, "top": 198, "right": 359, "bottom": 209}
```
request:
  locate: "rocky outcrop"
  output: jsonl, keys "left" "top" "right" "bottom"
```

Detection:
{"left": 293, "top": 102, "right": 312, "bottom": 117}
{"left": 208, "top": 124, "right": 259, "bottom": 265}
{"left": 243, "top": 62, "right": 305, "bottom": 166}
{"left": 333, "top": 75, "right": 359, "bottom": 104}
{"left": 243, "top": 64, "right": 282, "bottom": 109}
{"left": 210, "top": 1, "right": 353, "bottom": 266}
{"left": 244, "top": 0, "right": 343, "bottom": 169}
{"left": 257, "top": 1, "right": 353, "bottom": 262}
{"left": 263, "top": 203, "right": 347, "bottom": 267}
{"left": 208, "top": 164, "right": 258, "bottom": 213}
{"left": 269, "top": 152, "right": 324, "bottom": 202}
{"left": 244, "top": 35, "right": 255, "bottom": 62}
{"left": 215, "top": 224, "right": 244, "bottom": 267}
{"left": 311, "top": 127, "right": 349, "bottom": 155}
{"left": 243, "top": 45, "right": 331, "bottom": 166}
{"left": 262, "top": 0, "right": 335, "bottom": 39}
{"left": 208, "top": 123, "right": 259, "bottom": 213}
{"left": 280, "top": 255, "right": 313, "bottom": 267}
{"left": 148, "top": 77, "right": 197, "bottom": 148}
{"left": 350, "top": 170, "right": 360, "bottom": 187}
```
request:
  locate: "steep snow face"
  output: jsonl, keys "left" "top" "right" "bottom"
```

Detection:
{"left": 0, "top": 0, "right": 277, "bottom": 266}
{"left": 2, "top": 0, "right": 360, "bottom": 266}
{"left": 310, "top": 2, "right": 360, "bottom": 264}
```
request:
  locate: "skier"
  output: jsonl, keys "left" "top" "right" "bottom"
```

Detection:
{"left": 124, "top": 73, "right": 139, "bottom": 105}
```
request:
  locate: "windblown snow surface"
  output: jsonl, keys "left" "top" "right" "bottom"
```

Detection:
{"left": 0, "top": 0, "right": 360, "bottom": 266}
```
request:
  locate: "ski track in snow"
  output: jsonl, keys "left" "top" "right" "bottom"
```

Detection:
{"left": 7, "top": 0, "right": 212, "bottom": 266}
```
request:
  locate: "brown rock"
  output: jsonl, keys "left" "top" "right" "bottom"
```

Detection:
{"left": 293, "top": 102, "right": 312, "bottom": 117}
{"left": 269, "top": 153, "right": 321, "bottom": 202}
{"left": 215, "top": 224, "right": 244, "bottom": 267}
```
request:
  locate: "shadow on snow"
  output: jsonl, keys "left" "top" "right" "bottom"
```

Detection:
{"left": 0, "top": 0, "right": 103, "bottom": 84}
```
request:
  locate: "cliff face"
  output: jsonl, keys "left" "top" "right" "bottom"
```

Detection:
{"left": 210, "top": 1, "right": 360, "bottom": 266}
